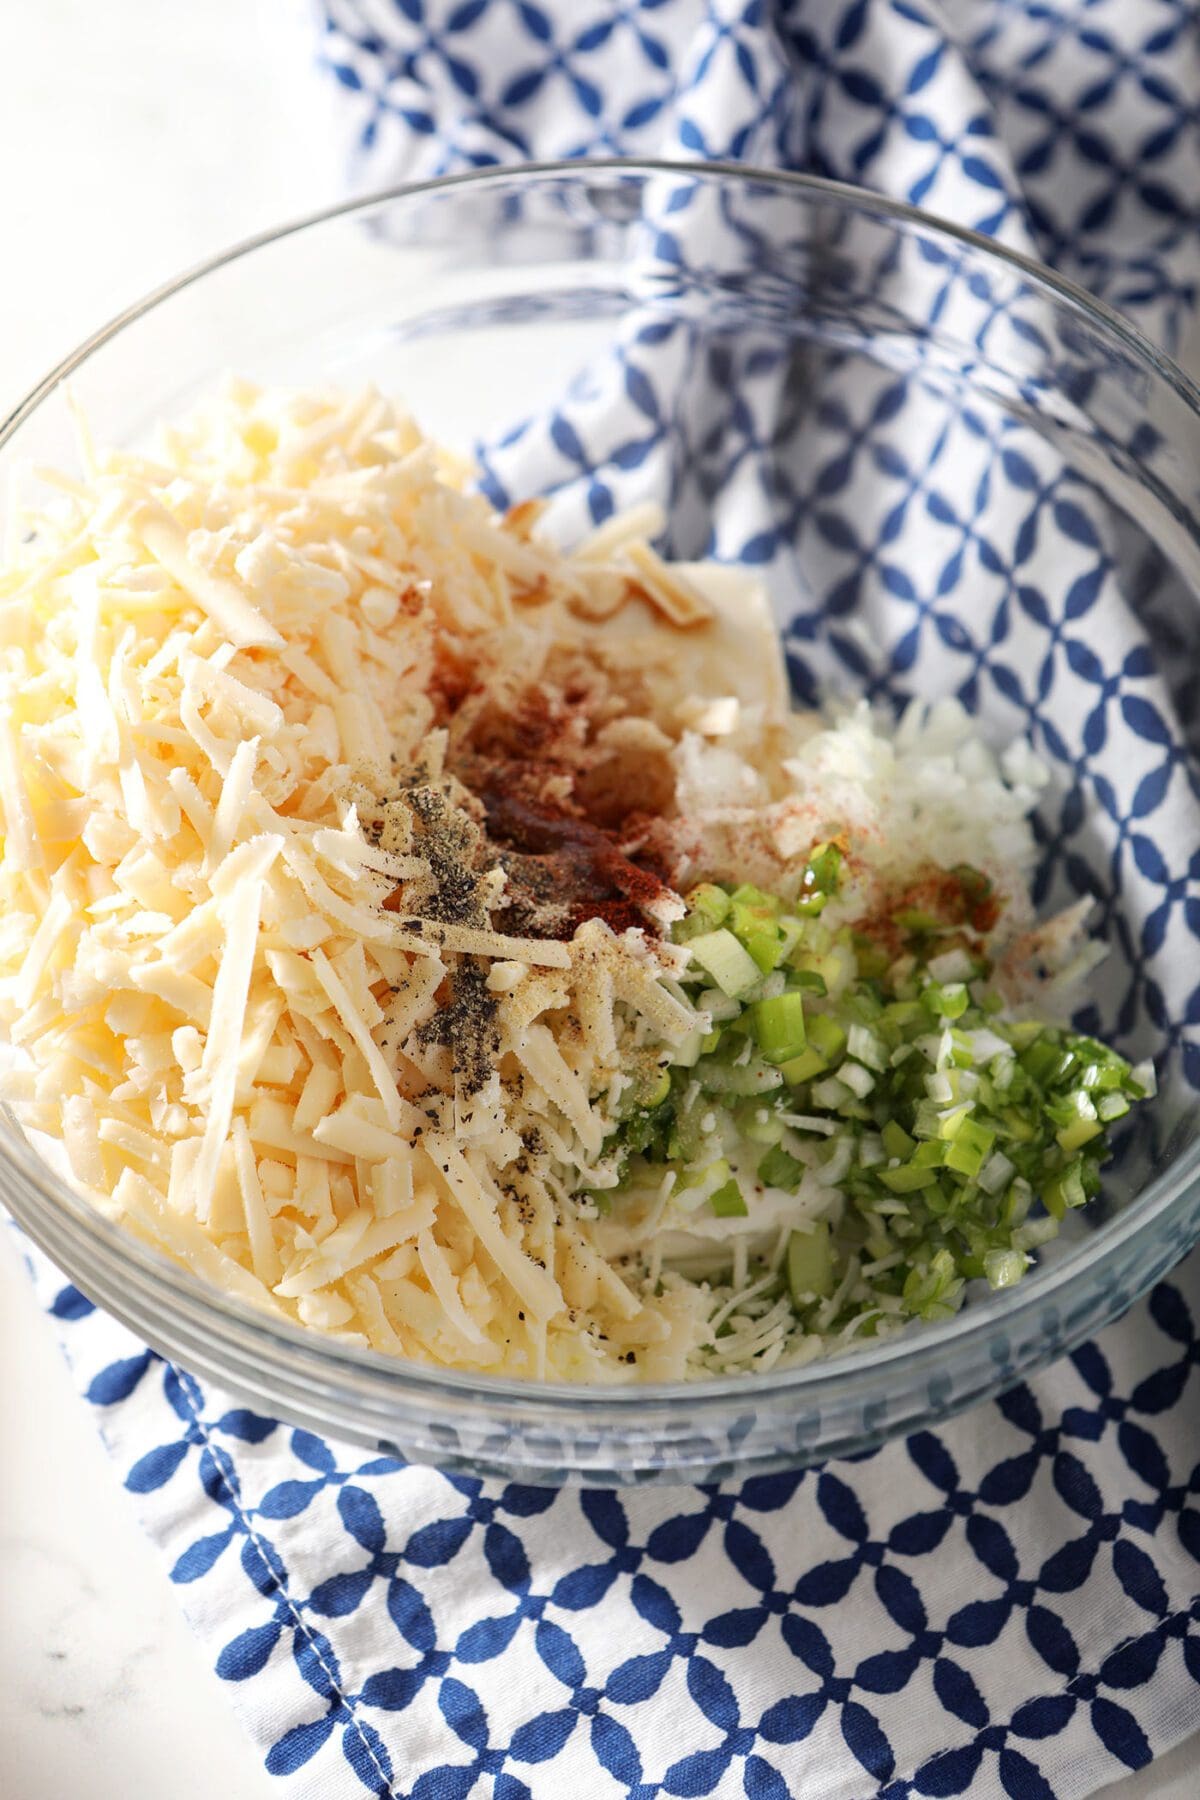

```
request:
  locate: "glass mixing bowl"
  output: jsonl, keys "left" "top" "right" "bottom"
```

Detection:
{"left": 2, "top": 163, "right": 1199, "bottom": 1484}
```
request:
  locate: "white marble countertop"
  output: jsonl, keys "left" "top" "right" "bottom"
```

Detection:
{"left": 0, "top": 4, "right": 1196, "bottom": 1796}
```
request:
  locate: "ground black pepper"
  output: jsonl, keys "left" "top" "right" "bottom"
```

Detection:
{"left": 405, "top": 784, "right": 489, "bottom": 927}
{"left": 415, "top": 958, "right": 499, "bottom": 1098}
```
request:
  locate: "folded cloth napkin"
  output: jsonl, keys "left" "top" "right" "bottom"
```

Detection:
{"left": 18, "top": 3, "right": 1200, "bottom": 1798}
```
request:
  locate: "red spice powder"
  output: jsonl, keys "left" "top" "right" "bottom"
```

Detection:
{"left": 431, "top": 670, "right": 677, "bottom": 940}
{"left": 480, "top": 784, "right": 673, "bottom": 938}
{"left": 856, "top": 864, "right": 1001, "bottom": 958}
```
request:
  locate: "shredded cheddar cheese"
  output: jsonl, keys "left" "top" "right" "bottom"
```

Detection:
{"left": 0, "top": 380, "right": 734, "bottom": 1381}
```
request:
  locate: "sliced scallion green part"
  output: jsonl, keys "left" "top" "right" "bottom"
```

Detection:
{"left": 796, "top": 842, "right": 843, "bottom": 915}
{"left": 983, "top": 1247, "right": 1028, "bottom": 1289}
{"left": 709, "top": 1178, "right": 748, "bottom": 1218}
{"left": 882, "top": 1119, "right": 915, "bottom": 1161}
{"left": 698, "top": 1057, "right": 784, "bottom": 1095}
{"left": 626, "top": 1066, "right": 671, "bottom": 1111}
{"left": 686, "top": 928, "right": 762, "bottom": 999}
{"left": 731, "top": 882, "right": 780, "bottom": 914}
{"left": 879, "top": 1163, "right": 939, "bottom": 1194}
{"left": 808, "top": 1013, "right": 847, "bottom": 1062}
{"left": 924, "top": 981, "right": 969, "bottom": 1020}
{"left": 743, "top": 926, "right": 787, "bottom": 973}
{"left": 894, "top": 907, "right": 945, "bottom": 933}
{"left": 943, "top": 1116, "right": 995, "bottom": 1177}
{"left": 791, "top": 969, "right": 829, "bottom": 995}
{"left": 1056, "top": 1109, "right": 1103, "bottom": 1153}
{"left": 752, "top": 990, "right": 807, "bottom": 1064}
{"left": 687, "top": 883, "right": 732, "bottom": 928}
{"left": 758, "top": 1145, "right": 806, "bottom": 1191}
{"left": 779, "top": 1044, "right": 829, "bottom": 1086}
{"left": 1044, "top": 1159, "right": 1087, "bottom": 1218}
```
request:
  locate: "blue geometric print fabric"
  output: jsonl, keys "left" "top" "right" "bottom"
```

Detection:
{"left": 20, "top": 1246, "right": 1200, "bottom": 1799}
{"left": 17, "top": 2, "right": 1200, "bottom": 1797}
{"left": 317, "top": 0, "right": 1198, "bottom": 354}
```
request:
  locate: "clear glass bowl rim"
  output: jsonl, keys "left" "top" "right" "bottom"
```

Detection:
{"left": 3, "top": 157, "right": 1199, "bottom": 1425}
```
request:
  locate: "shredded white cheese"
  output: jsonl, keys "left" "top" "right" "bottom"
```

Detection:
{"left": 0, "top": 380, "right": 726, "bottom": 1383}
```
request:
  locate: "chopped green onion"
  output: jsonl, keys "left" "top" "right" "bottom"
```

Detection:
{"left": 983, "top": 1247, "right": 1029, "bottom": 1290}
{"left": 672, "top": 1027, "right": 707, "bottom": 1069}
{"left": 1043, "top": 1159, "right": 1088, "bottom": 1217}
{"left": 846, "top": 1023, "right": 887, "bottom": 1071}
{"left": 796, "top": 842, "right": 843, "bottom": 915}
{"left": 935, "top": 1103, "right": 973, "bottom": 1142}
{"left": 853, "top": 935, "right": 892, "bottom": 978}
{"left": 742, "top": 926, "right": 786, "bottom": 974}
{"left": 926, "top": 947, "right": 977, "bottom": 984}
{"left": 758, "top": 1145, "right": 806, "bottom": 1191}
{"left": 879, "top": 1163, "right": 939, "bottom": 1193}
{"left": 698, "top": 987, "right": 742, "bottom": 1023}
{"left": 687, "top": 883, "right": 731, "bottom": 927}
{"left": 1056, "top": 1106, "right": 1103, "bottom": 1153}
{"left": 882, "top": 1120, "right": 916, "bottom": 1160}
{"left": 779, "top": 1045, "right": 828, "bottom": 1085}
{"left": 709, "top": 1178, "right": 748, "bottom": 1218}
{"left": 698, "top": 1057, "right": 784, "bottom": 1096}
{"left": 858, "top": 1133, "right": 885, "bottom": 1168}
{"left": 741, "top": 1106, "right": 787, "bottom": 1147}
{"left": 614, "top": 868, "right": 1156, "bottom": 1345}
{"left": 1021, "top": 1038, "right": 1061, "bottom": 1083}
{"left": 978, "top": 1149, "right": 1014, "bottom": 1195}
{"left": 809, "top": 1014, "right": 848, "bottom": 1062}
{"left": 752, "top": 991, "right": 807, "bottom": 1064}
{"left": 626, "top": 1066, "right": 671, "bottom": 1112}
{"left": 1013, "top": 1215, "right": 1059, "bottom": 1252}
{"left": 923, "top": 981, "right": 969, "bottom": 1020}
{"left": 943, "top": 1116, "right": 996, "bottom": 1178}
{"left": 790, "top": 969, "right": 829, "bottom": 995}
{"left": 902, "top": 1248, "right": 963, "bottom": 1319}
{"left": 894, "top": 908, "right": 945, "bottom": 933}
{"left": 808, "top": 843, "right": 843, "bottom": 891}
{"left": 681, "top": 1158, "right": 730, "bottom": 1190}
{"left": 1130, "top": 1060, "right": 1157, "bottom": 1098}
{"left": 953, "top": 863, "right": 994, "bottom": 905}
{"left": 731, "top": 882, "right": 780, "bottom": 915}
{"left": 686, "top": 929, "right": 762, "bottom": 999}
{"left": 811, "top": 1074, "right": 852, "bottom": 1110}
{"left": 840, "top": 1060, "right": 876, "bottom": 1099}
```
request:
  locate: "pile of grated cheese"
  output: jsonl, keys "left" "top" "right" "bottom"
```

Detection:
{"left": 0, "top": 379, "right": 721, "bottom": 1381}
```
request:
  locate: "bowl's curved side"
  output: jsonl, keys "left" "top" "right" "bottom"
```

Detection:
{"left": 7, "top": 1107, "right": 1200, "bottom": 1484}
{"left": 2, "top": 161, "right": 1199, "bottom": 1481}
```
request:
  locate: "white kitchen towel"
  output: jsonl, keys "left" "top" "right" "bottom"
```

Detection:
{"left": 18, "top": 3, "right": 1200, "bottom": 1798}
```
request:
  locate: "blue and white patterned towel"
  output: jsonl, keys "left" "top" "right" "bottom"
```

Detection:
{"left": 17, "top": 3, "right": 1200, "bottom": 1797}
